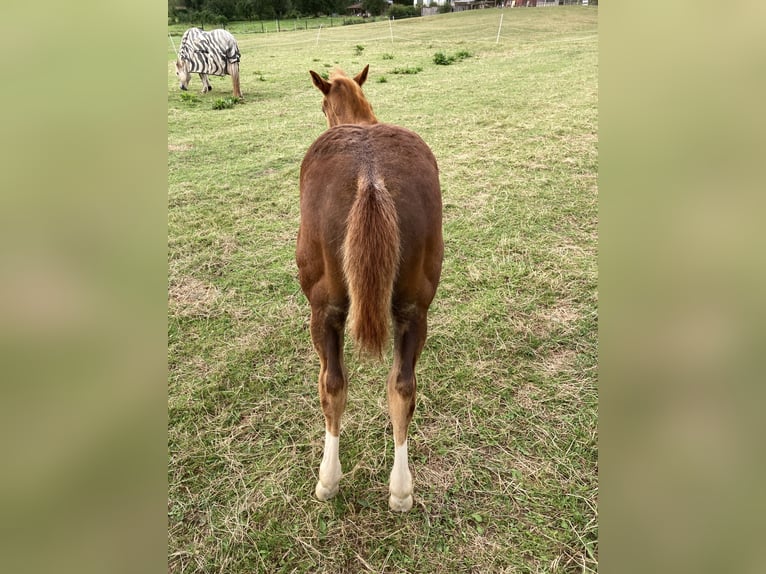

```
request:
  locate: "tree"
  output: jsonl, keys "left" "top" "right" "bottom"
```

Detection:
{"left": 363, "top": 0, "right": 387, "bottom": 16}
{"left": 190, "top": 9, "right": 216, "bottom": 27}
{"left": 293, "top": 0, "right": 328, "bottom": 16}
{"left": 235, "top": 0, "right": 254, "bottom": 19}
{"left": 207, "top": 0, "right": 237, "bottom": 19}
{"left": 272, "top": 0, "right": 292, "bottom": 17}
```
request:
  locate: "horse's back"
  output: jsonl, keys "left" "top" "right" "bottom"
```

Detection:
{"left": 300, "top": 123, "right": 441, "bottom": 226}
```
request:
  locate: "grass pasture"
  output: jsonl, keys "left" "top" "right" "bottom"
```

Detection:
{"left": 168, "top": 7, "right": 598, "bottom": 573}
{"left": 168, "top": 15, "right": 386, "bottom": 38}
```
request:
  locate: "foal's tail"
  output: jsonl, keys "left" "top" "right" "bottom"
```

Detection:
{"left": 343, "top": 173, "right": 400, "bottom": 358}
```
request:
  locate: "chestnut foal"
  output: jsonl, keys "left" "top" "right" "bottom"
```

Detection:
{"left": 296, "top": 66, "right": 443, "bottom": 511}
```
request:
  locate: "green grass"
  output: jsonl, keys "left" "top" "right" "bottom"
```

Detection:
{"left": 168, "top": 7, "right": 598, "bottom": 573}
{"left": 168, "top": 14, "right": 389, "bottom": 39}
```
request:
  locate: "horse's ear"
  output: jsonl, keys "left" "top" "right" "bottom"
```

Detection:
{"left": 310, "top": 70, "right": 331, "bottom": 95}
{"left": 353, "top": 64, "right": 370, "bottom": 87}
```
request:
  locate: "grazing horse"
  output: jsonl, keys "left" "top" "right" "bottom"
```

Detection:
{"left": 175, "top": 28, "right": 243, "bottom": 99}
{"left": 296, "top": 66, "right": 443, "bottom": 511}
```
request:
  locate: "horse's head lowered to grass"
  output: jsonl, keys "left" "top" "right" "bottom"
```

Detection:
{"left": 175, "top": 59, "right": 191, "bottom": 91}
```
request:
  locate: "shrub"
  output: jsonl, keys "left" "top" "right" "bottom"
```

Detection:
{"left": 180, "top": 92, "right": 200, "bottom": 104}
{"left": 212, "top": 97, "right": 240, "bottom": 110}
{"left": 433, "top": 50, "right": 472, "bottom": 65}
{"left": 391, "top": 66, "right": 423, "bottom": 74}
{"left": 389, "top": 4, "right": 420, "bottom": 18}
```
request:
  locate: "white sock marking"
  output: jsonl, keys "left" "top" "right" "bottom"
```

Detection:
{"left": 316, "top": 431, "right": 341, "bottom": 500}
{"left": 389, "top": 440, "right": 413, "bottom": 510}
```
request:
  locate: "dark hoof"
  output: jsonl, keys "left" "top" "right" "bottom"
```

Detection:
{"left": 180, "top": 85, "right": 187, "bottom": 91}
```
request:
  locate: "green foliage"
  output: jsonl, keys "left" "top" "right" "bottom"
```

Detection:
{"left": 433, "top": 51, "right": 452, "bottom": 65}
{"left": 433, "top": 49, "right": 472, "bottom": 65}
{"left": 179, "top": 91, "right": 200, "bottom": 104}
{"left": 377, "top": 76, "right": 387, "bottom": 83}
{"left": 362, "top": 0, "right": 388, "bottom": 16}
{"left": 211, "top": 96, "right": 241, "bottom": 109}
{"left": 354, "top": 44, "right": 365, "bottom": 56}
{"left": 388, "top": 4, "right": 419, "bottom": 18}
{"left": 172, "top": 0, "right": 408, "bottom": 21}
{"left": 390, "top": 65, "right": 422, "bottom": 74}
{"left": 381, "top": 52, "right": 394, "bottom": 60}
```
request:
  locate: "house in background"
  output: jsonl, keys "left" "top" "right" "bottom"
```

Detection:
{"left": 347, "top": 2, "right": 366, "bottom": 16}
{"left": 452, "top": 0, "right": 496, "bottom": 10}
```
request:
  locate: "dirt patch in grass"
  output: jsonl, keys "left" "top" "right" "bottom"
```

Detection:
{"left": 541, "top": 348, "right": 577, "bottom": 376}
{"left": 514, "top": 381, "right": 541, "bottom": 412}
{"left": 168, "top": 277, "right": 221, "bottom": 318}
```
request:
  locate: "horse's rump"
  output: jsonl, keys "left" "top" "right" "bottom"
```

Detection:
{"left": 298, "top": 123, "right": 442, "bottom": 355}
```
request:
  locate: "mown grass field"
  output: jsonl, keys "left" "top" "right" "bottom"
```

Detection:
{"left": 168, "top": 7, "right": 598, "bottom": 573}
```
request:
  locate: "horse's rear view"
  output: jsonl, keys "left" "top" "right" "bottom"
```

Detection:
{"left": 297, "top": 66, "right": 443, "bottom": 511}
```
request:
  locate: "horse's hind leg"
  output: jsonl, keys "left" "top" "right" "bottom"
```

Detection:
{"left": 387, "top": 303, "right": 428, "bottom": 512}
{"left": 311, "top": 302, "right": 348, "bottom": 501}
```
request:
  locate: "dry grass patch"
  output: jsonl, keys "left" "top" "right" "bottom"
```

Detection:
{"left": 168, "top": 276, "right": 222, "bottom": 318}
{"left": 541, "top": 348, "right": 578, "bottom": 376}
